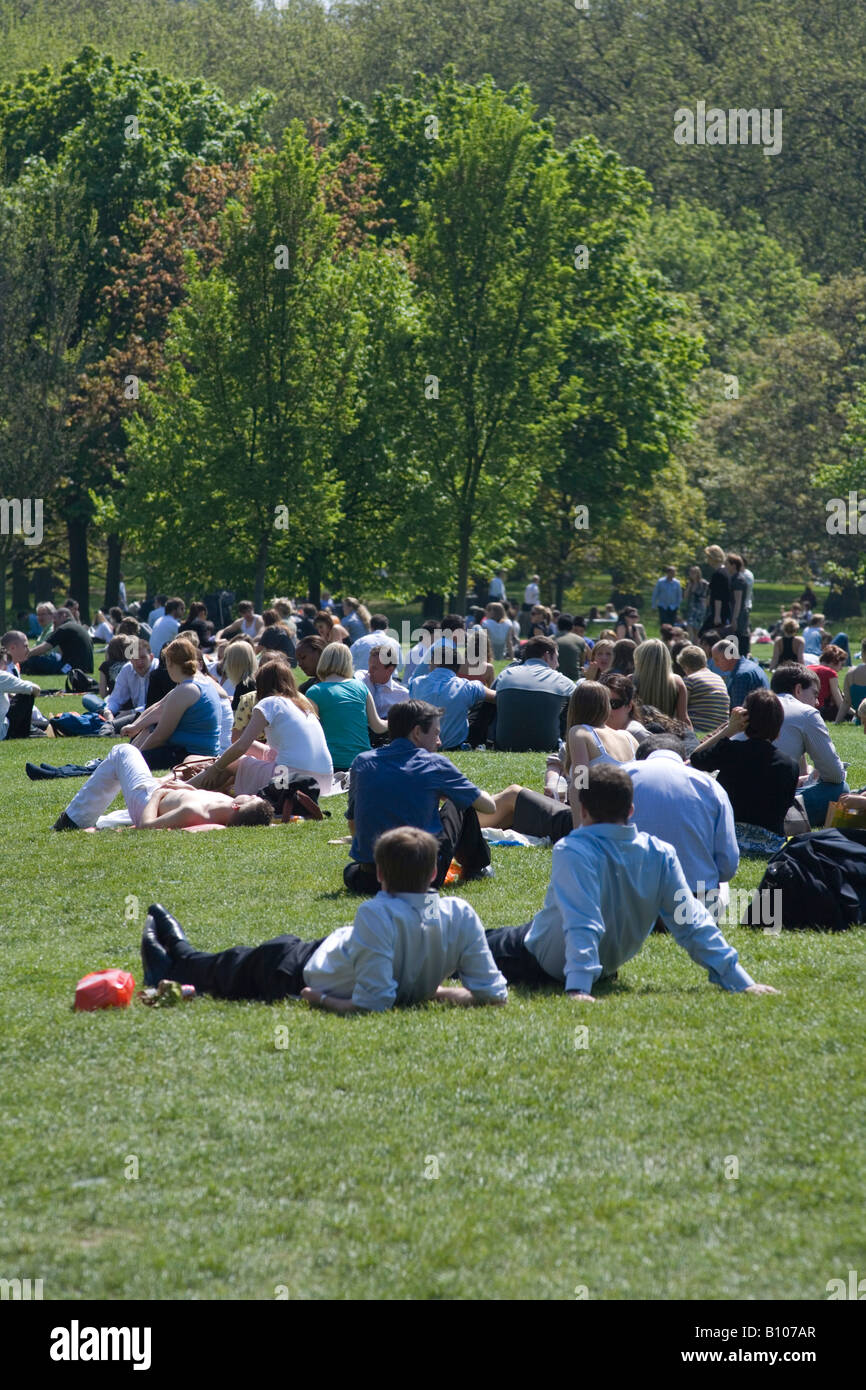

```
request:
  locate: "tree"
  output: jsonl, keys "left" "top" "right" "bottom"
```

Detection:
{"left": 123, "top": 126, "right": 411, "bottom": 606}
{"left": 0, "top": 166, "right": 95, "bottom": 629}
{"left": 0, "top": 45, "right": 270, "bottom": 612}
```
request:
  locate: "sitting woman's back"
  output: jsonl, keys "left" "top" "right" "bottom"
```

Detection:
{"left": 633, "top": 638, "right": 690, "bottom": 725}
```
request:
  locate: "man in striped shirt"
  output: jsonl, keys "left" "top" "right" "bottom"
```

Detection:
{"left": 678, "top": 644, "right": 730, "bottom": 733}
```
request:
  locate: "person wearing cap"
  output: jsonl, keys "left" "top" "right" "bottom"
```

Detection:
{"left": 651, "top": 565, "right": 683, "bottom": 630}
{"left": 408, "top": 638, "right": 496, "bottom": 750}
{"left": 702, "top": 545, "right": 731, "bottom": 633}
{"left": 354, "top": 639, "right": 409, "bottom": 718}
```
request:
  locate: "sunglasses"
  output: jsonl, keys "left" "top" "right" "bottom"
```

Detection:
{"left": 609, "top": 698, "right": 627, "bottom": 710}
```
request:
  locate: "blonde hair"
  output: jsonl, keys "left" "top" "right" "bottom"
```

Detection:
{"left": 633, "top": 638, "right": 679, "bottom": 717}
{"left": 316, "top": 641, "right": 354, "bottom": 680}
{"left": 678, "top": 644, "right": 707, "bottom": 674}
{"left": 222, "top": 640, "right": 257, "bottom": 687}
{"left": 782, "top": 618, "right": 799, "bottom": 637}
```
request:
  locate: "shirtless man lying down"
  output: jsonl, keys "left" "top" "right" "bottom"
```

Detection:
{"left": 52, "top": 744, "right": 273, "bottom": 830}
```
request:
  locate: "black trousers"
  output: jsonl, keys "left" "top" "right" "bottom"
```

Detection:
{"left": 465, "top": 700, "right": 497, "bottom": 748}
{"left": 658, "top": 607, "right": 679, "bottom": 628}
{"left": 485, "top": 924, "right": 558, "bottom": 986}
{"left": 512, "top": 788, "right": 573, "bottom": 845}
{"left": 343, "top": 799, "right": 491, "bottom": 895}
{"left": 168, "top": 934, "right": 324, "bottom": 1002}
{"left": 139, "top": 742, "right": 191, "bottom": 771}
{"left": 5, "top": 692, "right": 36, "bottom": 738}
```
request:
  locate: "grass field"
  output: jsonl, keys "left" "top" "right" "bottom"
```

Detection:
{"left": 3, "top": 669, "right": 865, "bottom": 1302}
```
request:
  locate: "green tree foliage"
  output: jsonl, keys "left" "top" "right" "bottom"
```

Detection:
{"left": 123, "top": 126, "right": 413, "bottom": 606}
{"left": 0, "top": 45, "right": 270, "bottom": 611}
{"left": 0, "top": 166, "right": 95, "bottom": 628}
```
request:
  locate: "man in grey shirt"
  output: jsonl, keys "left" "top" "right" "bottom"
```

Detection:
{"left": 554, "top": 613, "right": 587, "bottom": 680}
{"left": 493, "top": 636, "right": 575, "bottom": 751}
{"left": 768, "top": 664, "right": 848, "bottom": 825}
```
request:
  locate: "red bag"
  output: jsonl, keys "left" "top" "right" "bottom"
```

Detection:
{"left": 74, "top": 969, "right": 135, "bottom": 1012}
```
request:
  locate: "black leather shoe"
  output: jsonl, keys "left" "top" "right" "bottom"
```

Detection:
{"left": 147, "top": 903, "right": 188, "bottom": 952}
{"left": 141, "top": 917, "right": 171, "bottom": 988}
{"left": 52, "top": 811, "right": 81, "bottom": 831}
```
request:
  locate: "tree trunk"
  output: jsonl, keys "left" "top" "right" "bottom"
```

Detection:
{"left": 11, "top": 550, "right": 31, "bottom": 614}
{"left": 456, "top": 520, "right": 472, "bottom": 620}
{"left": 253, "top": 531, "right": 270, "bottom": 614}
{"left": 306, "top": 549, "right": 323, "bottom": 606}
{"left": 67, "top": 517, "right": 91, "bottom": 622}
{"left": 103, "top": 532, "right": 122, "bottom": 609}
{"left": 422, "top": 592, "right": 443, "bottom": 619}
{"left": 32, "top": 566, "right": 56, "bottom": 606}
{"left": 0, "top": 558, "right": 7, "bottom": 633}
{"left": 554, "top": 573, "right": 565, "bottom": 610}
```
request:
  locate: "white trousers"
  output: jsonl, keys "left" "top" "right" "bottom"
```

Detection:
{"left": 65, "top": 745, "right": 160, "bottom": 828}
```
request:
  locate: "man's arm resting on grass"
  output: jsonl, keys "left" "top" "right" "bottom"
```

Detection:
{"left": 300, "top": 988, "right": 359, "bottom": 1014}
{"left": 550, "top": 846, "right": 605, "bottom": 997}
{"left": 658, "top": 852, "right": 778, "bottom": 993}
{"left": 434, "top": 985, "right": 506, "bottom": 1006}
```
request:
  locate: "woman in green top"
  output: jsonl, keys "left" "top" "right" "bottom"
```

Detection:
{"left": 307, "top": 642, "right": 388, "bottom": 770}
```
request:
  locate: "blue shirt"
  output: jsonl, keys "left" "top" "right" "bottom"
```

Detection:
{"left": 348, "top": 738, "right": 481, "bottom": 863}
{"left": 622, "top": 749, "right": 738, "bottom": 890}
{"left": 407, "top": 667, "right": 487, "bottom": 749}
{"left": 525, "top": 822, "right": 754, "bottom": 995}
{"left": 726, "top": 656, "right": 769, "bottom": 708}
{"left": 651, "top": 577, "right": 683, "bottom": 610}
{"left": 342, "top": 611, "right": 367, "bottom": 643}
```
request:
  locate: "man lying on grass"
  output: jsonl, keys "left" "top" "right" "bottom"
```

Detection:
{"left": 141, "top": 827, "right": 508, "bottom": 1012}
{"left": 485, "top": 764, "right": 778, "bottom": 1001}
{"left": 52, "top": 744, "right": 273, "bottom": 830}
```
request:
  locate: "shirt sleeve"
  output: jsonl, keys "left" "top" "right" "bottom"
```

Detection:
{"left": 801, "top": 708, "right": 845, "bottom": 783}
{"left": 690, "top": 738, "right": 726, "bottom": 773}
{"left": 105, "top": 665, "right": 129, "bottom": 715}
{"left": 0, "top": 670, "right": 36, "bottom": 695}
{"left": 651, "top": 581, "right": 662, "bottom": 606}
{"left": 347, "top": 902, "right": 399, "bottom": 1012}
{"left": 454, "top": 904, "right": 508, "bottom": 1001}
{"left": 550, "top": 844, "right": 606, "bottom": 995}
{"left": 464, "top": 680, "right": 487, "bottom": 709}
{"left": 432, "top": 755, "right": 481, "bottom": 809}
{"left": 657, "top": 848, "right": 754, "bottom": 991}
{"left": 712, "top": 782, "right": 740, "bottom": 883}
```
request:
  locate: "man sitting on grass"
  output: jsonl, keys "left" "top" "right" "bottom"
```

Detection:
{"left": 484, "top": 764, "right": 778, "bottom": 1001}
{"left": 344, "top": 699, "right": 495, "bottom": 894}
{"left": 53, "top": 743, "right": 273, "bottom": 830}
{"left": 141, "top": 826, "right": 508, "bottom": 1012}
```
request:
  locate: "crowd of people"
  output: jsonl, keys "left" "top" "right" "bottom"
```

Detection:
{"left": 3, "top": 556, "right": 861, "bottom": 1013}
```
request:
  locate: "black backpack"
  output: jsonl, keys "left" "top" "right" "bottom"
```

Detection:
{"left": 746, "top": 829, "right": 866, "bottom": 930}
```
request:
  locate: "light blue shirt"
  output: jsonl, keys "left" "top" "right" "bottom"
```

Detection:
{"left": 494, "top": 657, "right": 575, "bottom": 700}
{"left": 303, "top": 891, "right": 508, "bottom": 1011}
{"left": 149, "top": 614, "right": 179, "bottom": 657}
{"left": 651, "top": 577, "right": 683, "bottom": 610}
{"left": 525, "top": 822, "right": 754, "bottom": 996}
{"left": 622, "top": 750, "right": 738, "bottom": 890}
{"left": 408, "top": 666, "right": 487, "bottom": 748}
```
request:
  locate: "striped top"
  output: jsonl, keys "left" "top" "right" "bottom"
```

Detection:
{"left": 684, "top": 669, "right": 730, "bottom": 733}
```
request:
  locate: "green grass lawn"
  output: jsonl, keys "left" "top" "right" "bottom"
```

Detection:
{"left": 3, "top": 684, "right": 865, "bottom": 1300}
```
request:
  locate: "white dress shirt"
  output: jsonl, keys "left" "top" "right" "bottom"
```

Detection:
{"left": 622, "top": 749, "right": 738, "bottom": 890}
{"left": 106, "top": 658, "right": 157, "bottom": 715}
{"left": 354, "top": 669, "right": 409, "bottom": 716}
{"left": 773, "top": 693, "right": 845, "bottom": 784}
{"left": 303, "top": 890, "right": 508, "bottom": 1010}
